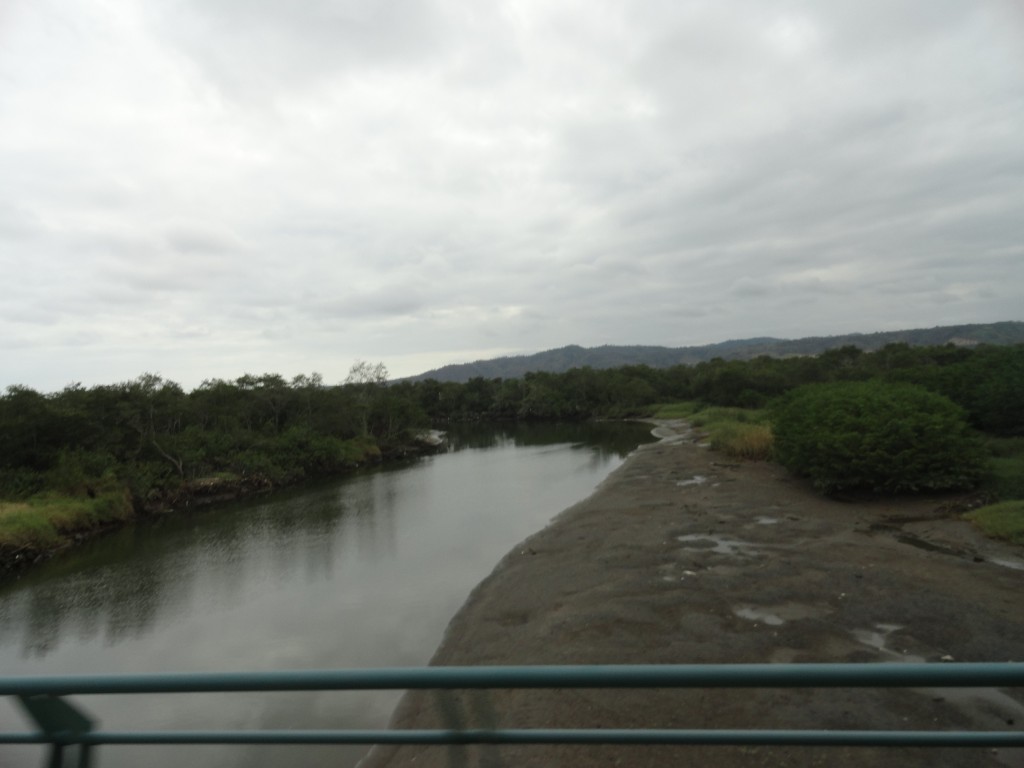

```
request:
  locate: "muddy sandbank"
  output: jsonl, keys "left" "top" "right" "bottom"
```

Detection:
{"left": 364, "top": 421, "right": 1024, "bottom": 768}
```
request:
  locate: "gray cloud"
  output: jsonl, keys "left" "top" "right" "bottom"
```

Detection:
{"left": 166, "top": 227, "right": 245, "bottom": 255}
{"left": 148, "top": 0, "right": 498, "bottom": 101}
{"left": 1, "top": 0, "right": 1021, "bottom": 391}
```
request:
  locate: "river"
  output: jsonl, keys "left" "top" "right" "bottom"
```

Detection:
{"left": 0, "top": 421, "right": 656, "bottom": 768}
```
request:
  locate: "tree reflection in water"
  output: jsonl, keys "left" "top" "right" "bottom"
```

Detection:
{"left": 0, "top": 420, "right": 656, "bottom": 768}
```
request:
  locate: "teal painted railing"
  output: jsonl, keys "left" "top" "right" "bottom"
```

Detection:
{"left": 3, "top": 663, "right": 1024, "bottom": 766}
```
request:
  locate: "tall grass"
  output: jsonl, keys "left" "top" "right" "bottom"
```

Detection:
{"left": 706, "top": 421, "right": 774, "bottom": 460}
{"left": 653, "top": 402, "right": 774, "bottom": 460}
{"left": 0, "top": 487, "right": 134, "bottom": 551}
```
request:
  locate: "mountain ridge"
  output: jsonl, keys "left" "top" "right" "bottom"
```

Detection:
{"left": 405, "top": 321, "right": 1024, "bottom": 383}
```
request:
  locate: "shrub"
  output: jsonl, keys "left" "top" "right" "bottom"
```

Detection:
{"left": 771, "top": 380, "right": 985, "bottom": 494}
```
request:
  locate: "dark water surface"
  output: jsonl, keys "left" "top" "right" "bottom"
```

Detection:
{"left": 0, "top": 421, "right": 655, "bottom": 768}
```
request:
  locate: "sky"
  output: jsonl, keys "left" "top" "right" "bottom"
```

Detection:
{"left": 2, "top": 0, "right": 1023, "bottom": 393}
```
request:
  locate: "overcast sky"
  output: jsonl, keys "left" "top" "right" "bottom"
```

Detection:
{"left": 2, "top": 0, "right": 1022, "bottom": 392}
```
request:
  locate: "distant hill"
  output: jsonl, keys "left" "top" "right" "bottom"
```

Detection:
{"left": 406, "top": 321, "right": 1024, "bottom": 383}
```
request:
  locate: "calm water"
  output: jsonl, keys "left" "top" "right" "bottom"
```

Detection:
{"left": 0, "top": 421, "right": 655, "bottom": 768}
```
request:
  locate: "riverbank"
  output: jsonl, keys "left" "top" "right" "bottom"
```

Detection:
{"left": 364, "top": 420, "right": 1024, "bottom": 768}
{"left": 0, "top": 434, "right": 445, "bottom": 578}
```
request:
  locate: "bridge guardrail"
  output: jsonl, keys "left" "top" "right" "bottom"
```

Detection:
{"left": 3, "top": 662, "right": 1023, "bottom": 767}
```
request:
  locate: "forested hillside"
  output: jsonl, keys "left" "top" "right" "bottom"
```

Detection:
{"left": 408, "top": 321, "right": 1024, "bottom": 382}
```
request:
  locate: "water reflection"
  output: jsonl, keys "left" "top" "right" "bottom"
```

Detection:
{"left": 0, "top": 421, "right": 655, "bottom": 768}
{"left": 444, "top": 420, "right": 649, "bottom": 458}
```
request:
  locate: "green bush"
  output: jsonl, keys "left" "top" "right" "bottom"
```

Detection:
{"left": 771, "top": 380, "right": 986, "bottom": 494}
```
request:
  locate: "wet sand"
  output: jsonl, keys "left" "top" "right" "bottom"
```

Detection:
{"left": 363, "top": 421, "right": 1024, "bottom": 768}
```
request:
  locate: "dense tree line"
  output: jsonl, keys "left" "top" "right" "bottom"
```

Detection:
{"left": 2, "top": 343, "right": 1021, "bottom": 507}
{"left": 0, "top": 366, "right": 430, "bottom": 502}
{"left": 412, "top": 343, "right": 1024, "bottom": 438}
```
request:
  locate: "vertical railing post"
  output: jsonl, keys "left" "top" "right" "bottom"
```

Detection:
{"left": 16, "top": 693, "right": 95, "bottom": 768}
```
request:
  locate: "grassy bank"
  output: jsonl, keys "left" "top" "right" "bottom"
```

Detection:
{"left": 965, "top": 437, "right": 1024, "bottom": 544}
{"left": 0, "top": 485, "right": 134, "bottom": 553}
{"left": 0, "top": 433, "right": 432, "bottom": 573}
{"left": 964, "top": 501, "right": 1024, "bottom": 545}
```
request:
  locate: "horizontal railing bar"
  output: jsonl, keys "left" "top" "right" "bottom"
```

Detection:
{"left": 2, "top": 663, "right": 1023, "bottom": 696}
{"left": 2, "top": 729, "right": 1024, "bottom": 747}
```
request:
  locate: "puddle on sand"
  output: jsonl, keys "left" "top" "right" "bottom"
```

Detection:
{"left": 734, "top": 607, "right": 785, "bottom": 626}
{"left": 677, "top": 475, "right": 708, "bottom": 487}
{"left": 662, "top": 569, "right": 700, "bottom": 583}
{"left": 677, "top": 533, "right": 757, "bottom": 556}
{"left": 733, "top": 603, "right": 831, "bottom": 626}
{"left": 852, "top": 623, "right": 925, "bottom": 662}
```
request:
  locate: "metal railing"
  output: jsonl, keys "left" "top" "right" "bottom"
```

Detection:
{"left": 3, "top": 663, "right": 1024, "bottom": 766}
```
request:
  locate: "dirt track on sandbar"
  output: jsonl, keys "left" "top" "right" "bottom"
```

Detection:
{"left": 362, "top": 420, "right": 1024, "bottom": 768}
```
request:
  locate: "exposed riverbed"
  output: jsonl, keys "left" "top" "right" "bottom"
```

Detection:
{"left": 369, "top": 420, "right": 1024, "bottom": 768}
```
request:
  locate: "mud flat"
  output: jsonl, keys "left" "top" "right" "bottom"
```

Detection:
{"left": 364, "top": 421, "right": 1024, "bottom": 768}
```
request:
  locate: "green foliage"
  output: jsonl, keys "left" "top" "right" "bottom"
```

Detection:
{"left": 0, "top": 503, "right": 62, "bottom": 549}
{"left": 0, "top": 485, "right": 134, "bottom": 550}
{"left": 706, "top": 421, "right": 774, "bottom": 460}
{"left": 691, "top": 357, "right": 790, "bottom": 407}
{"left": 339, "top": 435, "right": 381, "bottom": 464}
{"left": 980, "top": 437, "right": 1024, "bottom": 500}
{"left": 689, "top": 406, "right": 770, "bottom": 427}
{"left": 1, "top": 340, "right": 1019, "bottom": 518}
{"left": 650, "top": 402, "right": 701, "bottom": 419}
{"left": 681, "top": 406, "right": 774, "bottom": 460}
{"left": 406, "top": 343, "right": 1024, "bottom": 427}
{"left": 983, "top": 458, "right": 1024, "bottom": 500}
{"left": 47, "top": 449, "right": 117, "bottom": 495}
{"left": 886, "top": 345, "right": 1024, "bottom": 435}
{"left": 964, "top": 501, "right": 1024, "bottom": 545}
{"left": 772, "top": 380, "right": 985, "bottom": 494}
{"left": 0, "top": 467, "right": 46, "bottom": 499}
